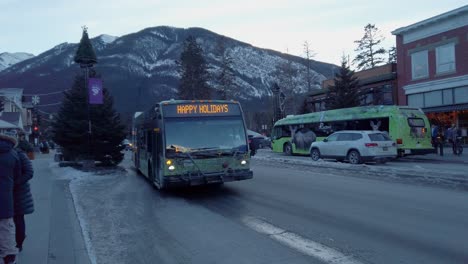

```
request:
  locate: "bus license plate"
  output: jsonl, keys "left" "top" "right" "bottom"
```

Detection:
{"left": 383, "top": 147, "right": 388, "bottom": 151}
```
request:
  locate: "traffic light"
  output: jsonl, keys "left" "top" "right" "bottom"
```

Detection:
{"left": 33, "top": 126, "right": 39, "bottom": 132}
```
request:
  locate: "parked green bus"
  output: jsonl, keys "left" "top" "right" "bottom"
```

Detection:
{"left": 133, "top": 100, "right": 253, "bottom": 189}
{"left": 271, "top": 105, "right": 433, "bottom": 157}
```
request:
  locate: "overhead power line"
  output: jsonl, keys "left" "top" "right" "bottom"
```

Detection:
{"left": 34, "top": 102, "right": 62, "bottom": 107}
{"left": 23, "top": 89, "right": 70, "bottom": 96}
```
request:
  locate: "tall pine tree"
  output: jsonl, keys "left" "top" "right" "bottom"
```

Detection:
{"left": 353, "top": 24, "right": 386, "bottom": 70}
{"left": 325, "top": 56, "right": 360, "bottom": 110}
{"left": 74, "top": 26, "right": 97, "bottom": 66}
{"left": 177, "top": 35, "right": 212, "bottom": 100}
{"left": 52, "top": 72, "right": 126, "bottom": 165}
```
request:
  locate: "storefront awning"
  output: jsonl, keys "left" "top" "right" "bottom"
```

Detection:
{"left": 423, "top": 103, "right": 468, "bottom": 113}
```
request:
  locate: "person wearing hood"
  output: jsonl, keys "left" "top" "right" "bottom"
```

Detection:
{"left": 13, "top": 136, "right": 34, "bottom": 252}
{"left": 0, "top": 131, "right": 21, "bottom": 264}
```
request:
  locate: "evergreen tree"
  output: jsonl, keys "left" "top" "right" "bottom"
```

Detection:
{"left": 353, "top": 24, "right": 386, "bottom": 70}
{"left": 177, "top": 35, "right": 212, "bottom": 100}
{"left": 388, "top": 46, "right": 397, "bottom": 64}
{"left": 326, "top": 56, "right": 360, "bottom": 110}
{"left": 74, "top": 26, "right": 97, "bottom": 66}
{"left": 215, "top": 36, "right": 236, "bottom": 100}
{"left": 52, "top": 72, "right": 126, "bottom": 165}
{"left": 297, "top": 97, "right": 310, "bottom": 114}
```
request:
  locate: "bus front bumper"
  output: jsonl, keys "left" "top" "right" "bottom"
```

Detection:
{"left": 165, "top": 169, "right": 253, "bottom": 187}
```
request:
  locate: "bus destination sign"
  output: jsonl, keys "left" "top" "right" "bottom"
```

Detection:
{"left": 163, "top": 103, "right": 241, "bottom": 117}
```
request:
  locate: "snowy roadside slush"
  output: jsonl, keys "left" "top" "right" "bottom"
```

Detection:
{"left": 252, "top": 149, "right": 468, "bottom": 187}
{"left": 49, "top": 162, "right": 126, "bottom": 264}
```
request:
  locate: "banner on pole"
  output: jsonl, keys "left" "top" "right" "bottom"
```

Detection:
{"left": 88, "top": 78, "right": 103, "bottom": 104}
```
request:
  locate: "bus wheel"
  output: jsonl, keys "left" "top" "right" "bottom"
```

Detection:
{"left": 283, "top": 143, "right": 292, "bottom": 155}
{"left": 347, "top": 150, "right": 362, "bottom": 164}
{"left": 310, "top": 148, "right": 320, "bottom": 161}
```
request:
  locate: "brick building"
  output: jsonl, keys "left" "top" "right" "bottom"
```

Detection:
{"left": 392, "top": 5, "right": 468, "bottom": 137}
{"left": 309, "top": 63, "right": 397, "bottom": 112}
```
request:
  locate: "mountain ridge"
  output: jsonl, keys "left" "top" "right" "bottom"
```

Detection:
{"left": 0, "top": 26, "right": 338, "bottom": 116}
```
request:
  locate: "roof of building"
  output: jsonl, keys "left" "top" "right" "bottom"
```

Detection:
{"left": 0, "top": 119, "right": 19, "bottom": 129}
{"left": 0, "top": 112, "right": 22, "bottom": 127}
{"left": 392, "top": 5, "right": 468, "bottom": 35}
{"left": 0, "top": 88, "right": 23, "bottom": 95}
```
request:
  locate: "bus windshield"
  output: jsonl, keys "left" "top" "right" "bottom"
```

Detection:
{"left": 164, "top": 117, "right": 247, "bottom": 154}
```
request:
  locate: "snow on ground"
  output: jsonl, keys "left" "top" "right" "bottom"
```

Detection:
{"left": 49, "top": 161, "right": 129, "bottom": 264}
{"left": 252, "top": 149, "right": 468, "bottom": 181}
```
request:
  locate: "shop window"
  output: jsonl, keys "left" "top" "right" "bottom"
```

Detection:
{"left": 407, "top": 94, "right": 424, "bottom": 108}
{"left": 443, "top": 89, "right": 453, "bottom": 105}
{"left": 436, "top": 43, "right": 455, "bottom": 74}
{"left": 454, "top": 87, "right": 468, "bottom": 104}
{"left": 424, "top": 91, "right": 442, "bottom": 107}
{"left": 411, "top": 50, "right": 428, "bottom": 80}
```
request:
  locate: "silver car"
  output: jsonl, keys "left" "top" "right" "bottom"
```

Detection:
{"left": 309, "top": 131, "right": 397, "bottom": 164}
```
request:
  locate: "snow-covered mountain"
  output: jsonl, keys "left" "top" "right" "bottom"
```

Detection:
{"left": 0, "top": 26, "right": 337, "bottom": 115}
{"left": 0, "top": 52, "right": 35, "bottom": 71}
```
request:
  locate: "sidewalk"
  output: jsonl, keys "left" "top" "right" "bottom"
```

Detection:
{"left": 403, "top": 147, "right": 467, "bottom": 164}
{"left": 19, "top": 153, "right": 91, "bottom": 264}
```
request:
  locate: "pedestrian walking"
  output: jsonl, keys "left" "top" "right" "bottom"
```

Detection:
{"left": 17, "top": 131, "right": 34, "bottom": 160}
{"left": 13, "top": 146, "right": 34, "bottom": 252}
{"left": 449, "top": 124, "right": 460, "bottom": 155}
{"left": 431, "top": 124, "right": 439, "bottom": 153}
{"left": 437, "top": 128, "right": 444, "bottom": 156}
{"left": 0, "top": 131, "right": 22, "bottom": 264}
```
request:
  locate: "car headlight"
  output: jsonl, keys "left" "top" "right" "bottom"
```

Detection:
{"left": 240, "top": 160, "right": 247, "bottom": 165}
{"left": 168, "top": 165, "right": 175, "bottom": 171}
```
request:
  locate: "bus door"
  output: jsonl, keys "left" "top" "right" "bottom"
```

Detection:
{"left": 151, "top": 127, "right": 163, "bottom": 185}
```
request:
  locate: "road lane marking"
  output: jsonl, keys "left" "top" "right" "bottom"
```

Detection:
{"left": 243, "top": 216, "right": 363, "bottom": 264}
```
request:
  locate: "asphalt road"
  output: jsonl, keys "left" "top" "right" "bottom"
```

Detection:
{"left": 66, "top": 154, "right": 468, "bottom": 264}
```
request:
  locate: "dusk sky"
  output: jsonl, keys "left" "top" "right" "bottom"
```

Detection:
{"left": 1, "top": 0, "right": 466, "bottom": 66}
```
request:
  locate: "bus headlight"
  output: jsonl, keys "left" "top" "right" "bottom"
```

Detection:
{"left": 168, "top": 165, "right": 175, "bottom": 171}
{"left": 240, "top": 160, "right": 247, "bottom": 165}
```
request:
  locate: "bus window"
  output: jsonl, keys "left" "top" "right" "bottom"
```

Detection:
{"left": 408, "top": 118, "right": 425, "bottom": 127}
{"left": 146, "top": 130, "right": 153, "bottom": 152}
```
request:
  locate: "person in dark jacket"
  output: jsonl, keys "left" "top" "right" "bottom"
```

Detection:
{"left": 13, "top": 147, "right": 34, "bottom": 252}
{"left": 0, "top": 131, "right": 21, "bottom": 264}
{"left": 17, "top": 131, "right": 35, "bottom": 160}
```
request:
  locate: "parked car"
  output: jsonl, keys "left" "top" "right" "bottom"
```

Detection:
{"left": 247, "top": 130, "right": 271, "bottom": 149}
{"left": 309, "top": 131, "right": 397, "bottom": 164}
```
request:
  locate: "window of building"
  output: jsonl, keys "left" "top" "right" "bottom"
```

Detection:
{"left": 443, "top": 89, "right": 453, "bottom": 105}
{"left": 361, "top": 92, "right": 373, "bottom": 105}
{"left": 424, "top": 91, "right": 442, "bottom": 107}
{"left": 436, "top": 43, "right": 455, "bottom": 74}
{"left": 411, "top": 50, "right": 428, "bottom": 80}
{"left": 382, "top": 84, "right": 393, "bottom": 105}
{"left": 454, "top": 87, "right": 468, "bottom": 104}
{"left": 407, "top": 94, "right": 424, "bottom": 108}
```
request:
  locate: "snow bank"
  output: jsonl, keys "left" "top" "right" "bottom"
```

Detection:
{"left": 49, "top": 162, "right": 128, "bottom": 264}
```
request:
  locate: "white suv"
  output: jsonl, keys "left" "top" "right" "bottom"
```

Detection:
{"left": 309, "top": 131, "right": 397, "bottom": 164}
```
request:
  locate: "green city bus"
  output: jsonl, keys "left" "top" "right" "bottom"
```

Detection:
{"left": 271, "top": 105, "right": 434, "bottom": 157}
{"left": 132, "top": 100, "right": 253, "bottom": 189}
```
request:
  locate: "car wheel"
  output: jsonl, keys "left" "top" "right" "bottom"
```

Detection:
{"left": 310, "top": 148, "right": 320, "bottom": 161}
{"left": 284, "top": 143, "right": 292, "bottom": 155}
{"left": 347, "top": 150, "right": 362, "bottom": 164}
